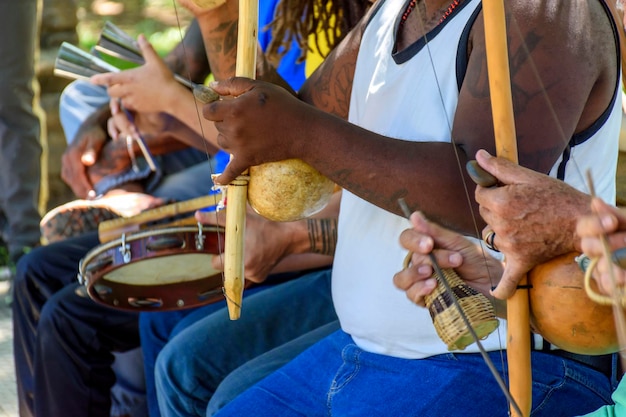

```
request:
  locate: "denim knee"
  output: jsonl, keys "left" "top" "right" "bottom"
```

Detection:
{"left": 37, "top": 294, "right": 65, "bottom": 348}
{"left": 154, "top": 342, "right": 181, "bottom": 394}
{"left": 155, "top": 342, "right": 192, "bottom": 416}
{"left": 13, "top": 246, "right": 51, "bottom": 300}
{"left": 12, "top": 255, "right": 31, "bottom": 298}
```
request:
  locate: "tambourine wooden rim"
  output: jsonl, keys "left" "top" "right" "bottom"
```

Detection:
{"left": 78, "top": 225, "right": 244, "bottom": 312}
{"left": 79, "top": 225, "right": 214, "bottom": 277}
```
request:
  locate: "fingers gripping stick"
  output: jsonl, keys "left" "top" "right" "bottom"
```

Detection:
{"left": 398, "top": 199, "right": 518, "bottom": 416}
{"left": 397, "top": 199, "right": 499, "bottom": 350}
{"left": 466, "top": 160, "right": 498, "bottom": 188}
{"left": 193, "top": 85, "right": 220, "bottom": 104}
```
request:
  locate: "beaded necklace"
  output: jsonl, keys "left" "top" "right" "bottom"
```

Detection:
{"left": 400, "top": 0, "right": 462, "bottom": 27}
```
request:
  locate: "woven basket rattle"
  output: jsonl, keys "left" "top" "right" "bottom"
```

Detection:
{"left": 426, "top": 267, "right": 499, "bottom": 350}
{"left": 404, "top": 253, "right": 499, "bottom": 350}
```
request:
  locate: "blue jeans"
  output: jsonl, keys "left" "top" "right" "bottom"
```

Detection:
{"left": 206, "top": 320, "right": 341, "bottom": 416}
{"left": 12, "top": 163, "right": 220, "bottom": 417}
{"left": 140, "top": 285, "right": 270, "bottom": 417}
{"left": 155, "top": 268, "right": 337, "bottom": 417}
{"left": 59, "top": 80, "right": 211, "bottom": 196}
{"left": 214, "top": 330, "right": 613, "bottom": 417}
{"left": 12, "top": 231, "right": 131, "bottom": 417}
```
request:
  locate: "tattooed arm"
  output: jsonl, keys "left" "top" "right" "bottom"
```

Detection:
{"left": 177, "top": 0, "right": 293, "bottom": 90}
{"left": 195, "top": 191, "right": 340, "bottom": 282}
{"left": 445, "top": 0, "right": 619, "bottom": 298}
{"left": 163, "top": 19, "right": 212, "bottom": 84}
{"left": 307, "top": 218, "right": 338, "bottom": 256}
{"left": 266, "top": 192, "right": 342, "bottom": 277}
{"left": 454, "top": 0, "right": 617, "bottom": 174}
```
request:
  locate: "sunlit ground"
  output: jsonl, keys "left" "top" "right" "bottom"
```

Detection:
{"left": 0, "top": 280, "right": 16, "bottom": 417}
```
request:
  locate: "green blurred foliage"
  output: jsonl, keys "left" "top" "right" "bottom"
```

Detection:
{"left": 76, "top": 0, "right": 192, "bottom": 56}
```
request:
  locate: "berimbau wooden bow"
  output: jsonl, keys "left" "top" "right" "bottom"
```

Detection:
{"left": 184, "top": 0, "right": 256, "bottom": 320}
{"left": 476, "top": 1, "right": 626, "bottom": 413}
{"left": 221, "top": 0, "right": 258, "bottom": 320}
{"left": 482, "top": 1, "right": 531, "bottom": 415}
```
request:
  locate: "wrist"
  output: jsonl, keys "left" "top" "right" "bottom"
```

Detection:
{"left": 164, "top": 84, "right": 194, "bottom": 121}
{"left": 161, "top": 82, "right": 188, "bottom": 116}
{"left": 282, "top": 220, "right": 312, "bottom": 255}
{"left": 305, "top": 218, "right": 338, "bottom": 256}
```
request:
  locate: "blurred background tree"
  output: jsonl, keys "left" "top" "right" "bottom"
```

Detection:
{"left": 39, "top": 0, "right": 196, "bottom": 220}
{"left": 76, "top": 0, "right": 193, "bottom": 55}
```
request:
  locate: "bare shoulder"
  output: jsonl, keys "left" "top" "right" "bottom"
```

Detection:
{"left": 466, "top": 0, "right": 617, "bottom": 97}
{"left": 508, "top": 0, "right": 619, "bottom": 136}
{"left": 508, "top": 0, "right": 617, "bottom": 66}
{"left": 456, "top": 0, "right": 618, "bottom": 171}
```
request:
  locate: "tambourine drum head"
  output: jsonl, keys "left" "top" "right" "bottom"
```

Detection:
{"left": 102, "top": 253, "right": 219, "bottom": 286}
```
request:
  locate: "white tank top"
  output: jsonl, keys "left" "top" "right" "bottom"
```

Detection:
{"left": 332, "top": 0, "right": 621, "bottom": 358}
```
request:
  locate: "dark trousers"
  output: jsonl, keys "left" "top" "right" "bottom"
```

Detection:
{"left": 12, "top": 231, "right": 140, "bottom": 417}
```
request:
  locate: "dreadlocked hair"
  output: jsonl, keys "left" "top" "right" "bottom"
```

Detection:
{"left": 264, "top": 0, "right": 369, "bottom": 66}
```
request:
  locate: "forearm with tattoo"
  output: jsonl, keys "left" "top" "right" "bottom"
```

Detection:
{"left": 307, "top": 218, "right": 337, "bottom": 256}
{"left": 164, "top": 20, "right": 212, "bottom": 83}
